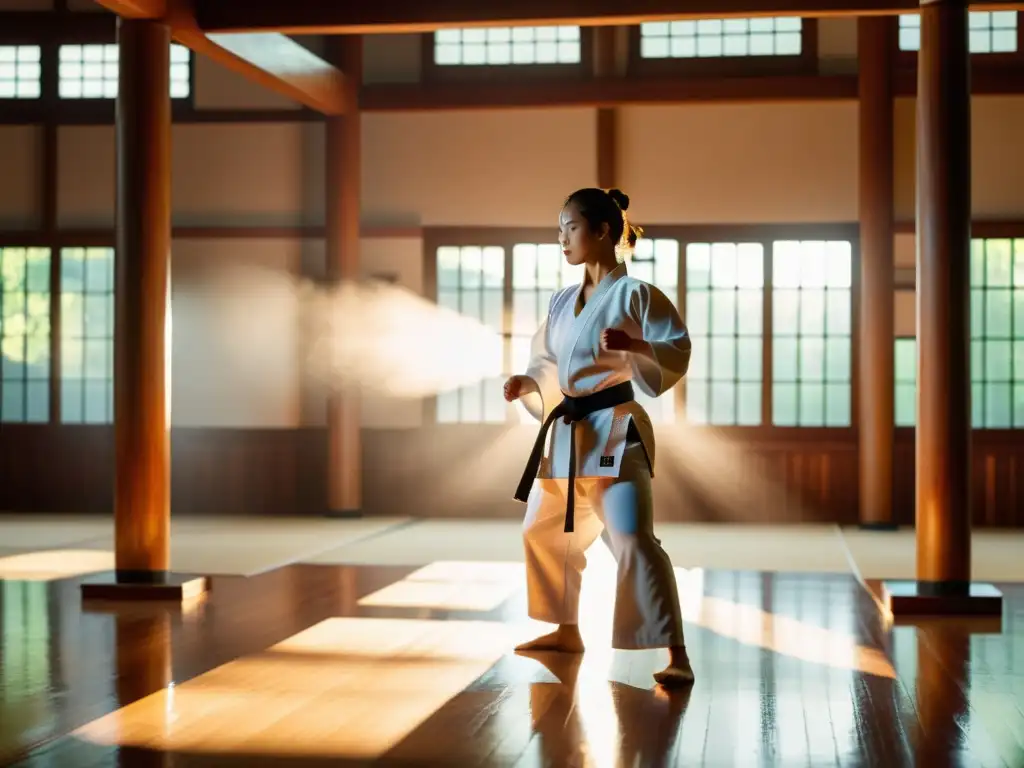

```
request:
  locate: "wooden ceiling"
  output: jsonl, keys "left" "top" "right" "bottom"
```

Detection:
{"left": 192, "top": 0, "right": 1024, "bottom": 35}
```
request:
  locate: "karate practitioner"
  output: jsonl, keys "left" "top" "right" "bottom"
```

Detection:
{"left": 503, "top": 187, "right": 695, "bottom": 688}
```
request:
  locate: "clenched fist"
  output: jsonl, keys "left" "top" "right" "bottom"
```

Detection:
{"left": 503, "top": 374, "right": 538, "bottom": 402}
{"left": 600, "top": 327, "right": 636, "bottom": 352}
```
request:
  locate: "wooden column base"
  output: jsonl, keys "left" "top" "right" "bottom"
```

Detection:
{"left": 881, "top": 580, "right": 1002, "bottom": 618}
{"left": 81, "top": 572, "right": 209, "bottom": 603}
{"left": 326, "top": 508, "right": 363, "bottom": 519}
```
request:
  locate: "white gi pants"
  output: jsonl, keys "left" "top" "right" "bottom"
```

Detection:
{"left": 522, "top": 441, "right": 686, "bottom": 650}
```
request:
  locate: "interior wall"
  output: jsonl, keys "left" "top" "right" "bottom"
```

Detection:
{"left": 894, "top": 95, "right": 1024, "bottom": 221}
{"left": 619, "top": 102, "right": 859, "bottom": 223}
{"left": 0, "top": 126, "right": 41, "bottom": 229}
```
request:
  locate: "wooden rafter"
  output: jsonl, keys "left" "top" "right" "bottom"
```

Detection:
{"left": 90, "top": 0, "right": 348, "bottom": 114}
{"left": 193, "top": 0, "right": 1024, "bottom": 34}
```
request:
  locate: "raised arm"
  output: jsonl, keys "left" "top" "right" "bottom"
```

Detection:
{"left": 627, "top": 282, "right": 692, "bottom": 398}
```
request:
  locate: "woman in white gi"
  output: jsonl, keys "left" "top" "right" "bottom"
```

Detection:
{"left": 503, "top": 187, "right": 695, "bottom": 688}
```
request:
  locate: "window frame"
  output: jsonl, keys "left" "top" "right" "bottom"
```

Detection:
{"left": 0, "top": 244, "right": 55, "bottom": 425}
{"left": 57, "top": 245, "right": 116, "bottom": 426}
{"left": 420, "top": 26, "right": 595, "bottom": 83}
{"left": 891, "top": 224, "right": 1024, "bottom": 434}
{"left": 626, "top": 18, "right": 819, "bottom": 78}
{"left": 893, "top": 11, "right": 1024, "bottom": 70}
{"left": 423, "top": 222, "right": 860, "bottom": 439}
{"left": 0, "top": 13, "right": 196, "bottom": 123}
{"left": 54, "top": 37, "right": 196, "bottom": 117}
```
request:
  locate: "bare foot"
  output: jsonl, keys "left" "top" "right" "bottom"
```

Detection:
{"left": 654, "top": 646, "right": 695, "bottom": 688}
{"left": 515, "top": 625, "right": 585, "bottom": 654}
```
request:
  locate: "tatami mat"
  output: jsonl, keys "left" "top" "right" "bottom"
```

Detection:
{"left": 0, "top": 515, "right": 409, "bottom": 577}
{"left": 305, "top": 519, "right": 1024, "bottom": 584}
{"left": 307, "top": 519, "right": 527, "bottom": 566}
{"left": 838, "top": 527, "right": 1024, "bottom": 582}
{"left": 306, "top": 520, "right": 855, "bottom": 574}
{"left": 4, "top": 515, "right": 1024, "bottom": 582}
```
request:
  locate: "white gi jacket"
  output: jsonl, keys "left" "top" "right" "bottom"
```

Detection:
{"left": 518, "top": 261, "right": 691, "bottom": 480}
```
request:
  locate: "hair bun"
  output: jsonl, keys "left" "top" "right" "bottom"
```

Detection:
{"left": 607, "top": 188, "right": 630, "bottom": 211}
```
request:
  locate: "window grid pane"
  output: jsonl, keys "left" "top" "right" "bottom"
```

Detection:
{"left": 898, "top": 11, "right": 1018, "bottom": 53}
{"left": 60, "top": 247, "right": 115, "bottom": 424}
{"left": 894, "top": 337, "right": 917, "bottom": 427}
{"left": 971, "top": 237, "right": 1024, "bottom": 428}
{"left": 684, "top": 241, "right": 764, "bottom": 426}
{"left": 639, "top": 17, "right": 803, "bottom": 59}
{"left": 58, "top": 43, "right": 191, "bottom": 99}
{"left": 0, "top": 46, "right": 42, "bottom": 99}
{"left": 434, "top": 26, "right": 582, "bottom": 66}
{"left": 771, "top": 240, "right": 853, "bottom": 427}
{"left": 630, "top": 239, "right": 680, "bottom": 424}
{"left": 0, "top": 247, "right": 52, "bottom": 423}
{"left": 511, "top": 243, "right": 583, "bottom": 423}
{"left": 435, "top": 245, "right": 506, "bottom": 424}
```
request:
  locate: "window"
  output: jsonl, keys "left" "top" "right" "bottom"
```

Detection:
{"left": 0, "top": 248, "right": 51, "bottom": 423}
{"left": 771, "top": 240, "right": 853, "bottom": 427}
{"left": 685, "top": 242, "right": 764, "bottom": 426}
{"left": 971, "top": 237, "right": 1024, "bottom": 428}
{"left": 894, "top": 337, "right": 916, "bottom": 427}
{"left": 897, "top": 11, "right": 1017, "bottom": 53}
{"left": 58, "top": 43, "right": 192, "bottom": 99}
{"left": 639, "top": 17, "right": 802, "bottom": 58}
{"left": 60, "top": 248, "right": 114, "bottom": 424}
{"left": 893, "top": 238, "right": 1024, "bottom": 429}
{"left": 628, "top": 239, "right": 680, "bottom": 423}
{"left": 0, "top": 45, "right": 41, "bottom": 99}
{"left": 510, "top": 242, "right": 583, "bottom": 424}
{"left": 435, "top": 245, "right": 506, "bottom": 424}
{"left": 435, "top": 239, "right": 679, "bottom": 424}
{"left": 434, "top": 26, "right": 582, "bottom": 66}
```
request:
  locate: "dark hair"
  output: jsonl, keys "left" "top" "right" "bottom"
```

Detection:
{"left": 563, "top": 187, "right": 639, "bottom": 250}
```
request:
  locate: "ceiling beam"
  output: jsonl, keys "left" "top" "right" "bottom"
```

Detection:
{"left": 194, "top": 0, "right": 1024, "bottom": 34}
{"left": 90, "top": 0, "right": 348, "bottom": 114}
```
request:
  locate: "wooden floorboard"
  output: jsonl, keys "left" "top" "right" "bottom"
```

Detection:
{"left": 1, "top": 558, "right": 1023, "bottom": 767}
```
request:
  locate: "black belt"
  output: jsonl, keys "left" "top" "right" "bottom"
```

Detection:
{"left": 514, "top": 381, "right": 635, "bottom": 533}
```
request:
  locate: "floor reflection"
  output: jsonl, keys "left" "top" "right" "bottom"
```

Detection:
{"left": 0, "top": 560, "right": 1022, "bottom": 767}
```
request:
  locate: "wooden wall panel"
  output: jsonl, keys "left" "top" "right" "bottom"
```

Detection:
{"left": 1, "top": 428, "right": 1022, "bottom": 525}
{"left": 0, "top": 427, "right": 326, "bottom": 516}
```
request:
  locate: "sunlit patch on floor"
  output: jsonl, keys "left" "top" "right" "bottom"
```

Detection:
{"left": 70, "top": 617, "right": 519, "bottom": 759}
{"left": 0, "top": 549, "right": 114, "bottom": 581}
{"left": 357, "top": 560, "right": 525, "bottom": 611}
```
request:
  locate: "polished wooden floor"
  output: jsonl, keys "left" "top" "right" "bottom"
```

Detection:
{"left": 1, "top": 552, "right": 1023, "bottom": 767}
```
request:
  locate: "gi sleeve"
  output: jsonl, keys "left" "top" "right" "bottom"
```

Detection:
{"left": 628, "top": 282, "right": 692, "bottom": 398}
{"left": 520, "top": 293, "right": 562, "bottom": 423}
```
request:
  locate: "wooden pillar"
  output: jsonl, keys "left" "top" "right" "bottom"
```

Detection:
{"left": 593, "top": 26, "right": 618, "bottom": 189}
{"left": 857, "top": 17, "right": 896, "bottom": 529}
{"left": 915, "top": 0, "right": 971, "bottom": 588}
{"left": 113, "top": 18, "right": 172, "bottom": 582}
{"left": 882, "top": 0, "right": 1001, "bottom": 616}
{"left": 325, "top": 36, "right": 362, "bottom": 517}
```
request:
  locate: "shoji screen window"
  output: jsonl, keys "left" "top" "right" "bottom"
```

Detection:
{"left": 0, "top": 248, "right": 51, "bottom": 423}
{"left": 684, "top": 242, "right": 764, "bottom": 426}
{"left": 434, "top": 246, "right": 506, "bottom": 423}
{"left": 771, "top": 240, "right": 853, "bottom": 427}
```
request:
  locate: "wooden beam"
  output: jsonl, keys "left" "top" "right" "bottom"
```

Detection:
{"left": 361, "top": 74, "right": 860, "bottom": 111}
{"left": 194, "top": 0, "right": 1024, "bottom": 34}
{"left": 89, "top": 0, "right": 348, "bottom": 114}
